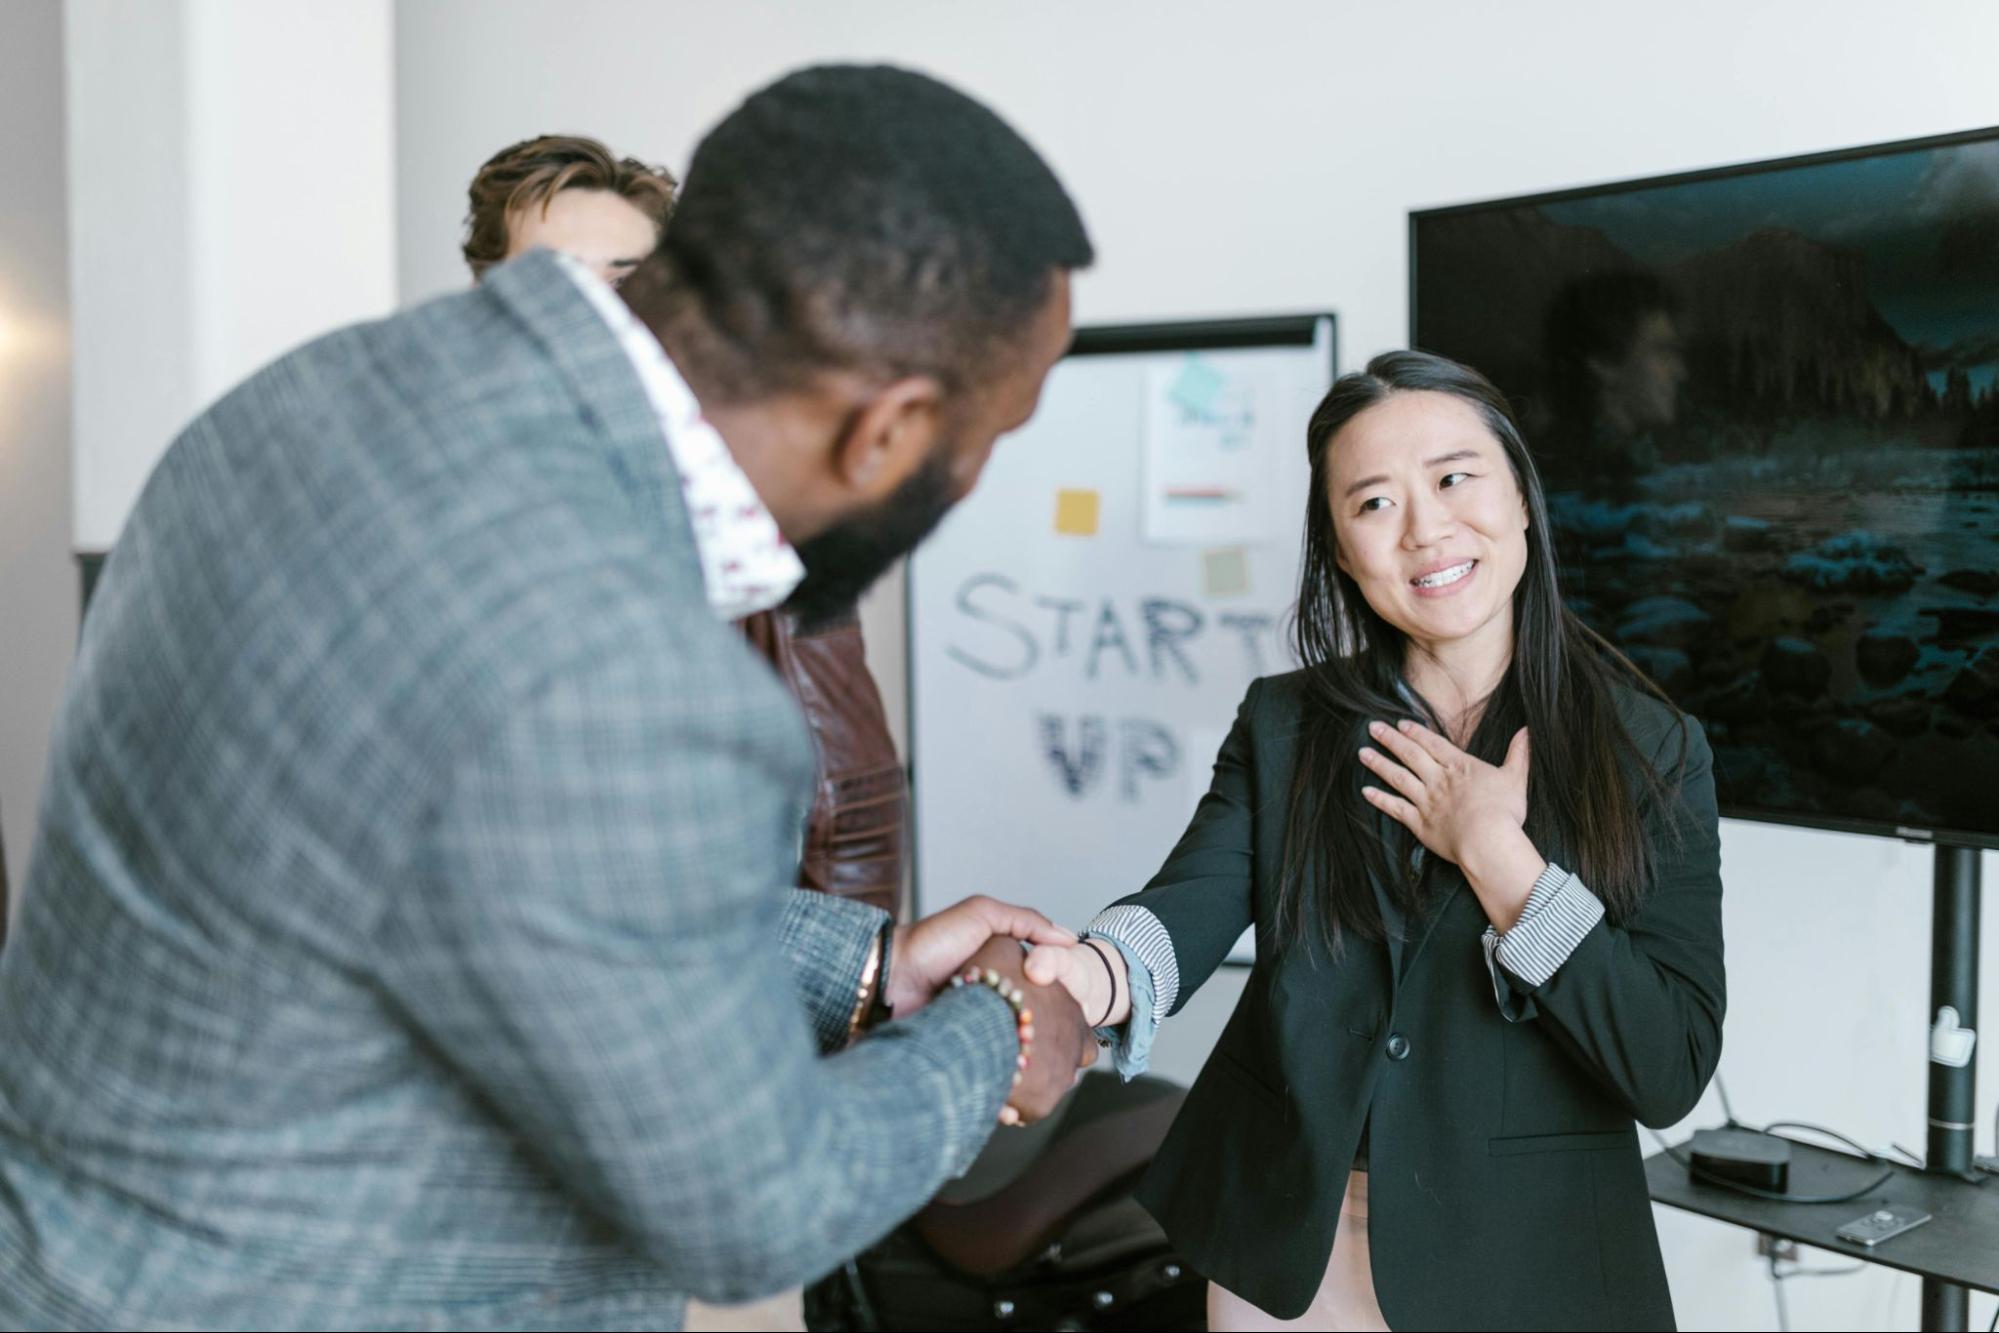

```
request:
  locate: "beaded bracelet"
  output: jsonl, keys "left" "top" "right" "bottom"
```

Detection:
{"left": 948, "top": 966, "right": 1036, "bottom": 1108}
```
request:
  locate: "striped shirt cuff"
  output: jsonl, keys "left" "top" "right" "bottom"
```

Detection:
{"left": 1090, "top": 936, "right": 1160, "bottom": 1081}
{"left": 1086, "top": 904, "right": 1179, "bottom": 1025}
{"left": 1482, "top": 861, "right": 1603, "bottom": 992}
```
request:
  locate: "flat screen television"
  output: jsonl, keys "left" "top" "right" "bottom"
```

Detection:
{"left": 1411, "top": 128, "right": 1999, "bottom": 849}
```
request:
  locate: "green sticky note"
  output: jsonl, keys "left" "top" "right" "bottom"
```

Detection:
{"left": 1203, "top": 547, "right": 1250, "bottom": 597}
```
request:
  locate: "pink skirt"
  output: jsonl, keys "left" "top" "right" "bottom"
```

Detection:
{"left": 1206, "top": 1168, "right": 1391, "bottom": 1331}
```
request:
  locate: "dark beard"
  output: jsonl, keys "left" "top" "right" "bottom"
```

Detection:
{"left": 783, "top": 445, "right": 958, "bottom": 630}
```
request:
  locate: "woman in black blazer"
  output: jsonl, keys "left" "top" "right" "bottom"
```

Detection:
{"left": 1026, "top": 350, "right": 1723, "bottom": 1331}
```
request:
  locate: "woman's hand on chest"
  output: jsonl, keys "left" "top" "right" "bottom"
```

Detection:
{"left": 1356, "top": 719, "right": 1546, "bottom": 930}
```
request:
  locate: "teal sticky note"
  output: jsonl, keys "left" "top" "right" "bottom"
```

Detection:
{"left": 1169, "top": 355, "right": 1226, "bottom": 416}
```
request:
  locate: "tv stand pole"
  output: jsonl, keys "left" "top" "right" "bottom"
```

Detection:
{"left": 1922, "top": 843, "right": 1983, "bottom": 1333}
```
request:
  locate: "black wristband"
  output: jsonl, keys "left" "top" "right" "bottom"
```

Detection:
{"left": 1080, "top": 934, "right": 1119, "bottom": 1029}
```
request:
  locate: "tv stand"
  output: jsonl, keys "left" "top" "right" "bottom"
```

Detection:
{"left": 1924, "top": 843, "right": 1984, "bottom": 1331}
{"left": 1647, "top": 841, "right": 1990, "bottom": 1332}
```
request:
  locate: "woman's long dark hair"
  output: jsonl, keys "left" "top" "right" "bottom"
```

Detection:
{"left": 1278, "top": 350, "right": 1684, "bottom": 958}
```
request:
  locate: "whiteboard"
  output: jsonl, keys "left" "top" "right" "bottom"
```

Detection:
{"left": 909, "top": 317, "right": 1336, "bottom": 961}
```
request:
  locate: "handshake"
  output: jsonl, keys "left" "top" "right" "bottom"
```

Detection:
{"left": 886, "top": 896, "right": 1134, "bottom": 1126}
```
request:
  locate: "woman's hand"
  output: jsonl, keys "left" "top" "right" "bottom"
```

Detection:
{"left": 1023, "top": 938, "right": 1129, "bottom": 1032}
{"left": 1357, "top": 719, "right": 1531, "bottom": 872}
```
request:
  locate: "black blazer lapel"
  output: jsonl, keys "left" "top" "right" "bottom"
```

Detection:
{"left": 1401, "top": 866, "right": 1467, "bottom": 979}
{"left": 1368, "top": 811, "right": 1407, "bottom": 984}
{"left": 1368, "top": 811, "right": 1474, "bottom": 987}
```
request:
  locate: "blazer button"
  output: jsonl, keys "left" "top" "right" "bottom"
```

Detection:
{"left": 1385, "top": 1033, "right": 1411, "bottom": 1061}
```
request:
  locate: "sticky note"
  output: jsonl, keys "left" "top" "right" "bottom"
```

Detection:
{"left": 1168, "top": 355, "right": 1226, "bottom": 415}
{"left": 1202, "top": 546, "right": 1250, "bottom": 597}
{"left": 1054, "top": 488, "right": 1100, "bottom": 537}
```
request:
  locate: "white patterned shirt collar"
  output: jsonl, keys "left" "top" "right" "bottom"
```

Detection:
{"left": 553, "top": 252, "right": 805, "bottom": 621}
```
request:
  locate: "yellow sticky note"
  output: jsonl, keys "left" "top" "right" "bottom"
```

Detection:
{"left": 1203, "top": 547, "right": 1250, "bottom": 597}
{"left": 1054, "top": 488, "right": 1100, "bottom": 537}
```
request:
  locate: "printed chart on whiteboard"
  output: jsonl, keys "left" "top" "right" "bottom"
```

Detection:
{"left": 1142, "top": 355, "right": 1297, "bottom": 547}
{"left": 908, "top": 317, "right": 1336, "bottom": 964}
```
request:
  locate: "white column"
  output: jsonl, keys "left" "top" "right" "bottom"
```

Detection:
{"left": 64, "top": 0, "right": 198, "bottom": 554}
{"left": 0, "top": 0, "right": 77, "bottom": 903}
{"left": 66, "top": 0, "right": 398, "bottom": 552}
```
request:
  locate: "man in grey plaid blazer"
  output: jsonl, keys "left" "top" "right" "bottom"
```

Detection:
{"left": 0, "top": 67, "right": 1094, "bottom": 1330}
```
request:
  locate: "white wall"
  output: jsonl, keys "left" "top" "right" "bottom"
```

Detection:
{"left": 394, "top": 4, "right": 1999, "bottom": 1327}
{"left": 67, "top": 0, "right": 398, "bottom": 552}
{"left": 0, "top": 0, "right": 76, "bottom": 908}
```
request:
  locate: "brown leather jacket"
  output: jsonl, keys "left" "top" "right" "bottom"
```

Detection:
{"left": 740, "top": 606, "right": 907, "bottom": 917}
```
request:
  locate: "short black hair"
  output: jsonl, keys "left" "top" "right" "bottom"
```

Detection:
{"left": 627, "top": 64, "right": 1093, "bottom": 399}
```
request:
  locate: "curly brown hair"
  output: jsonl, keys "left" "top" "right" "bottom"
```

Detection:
{"left": 462, "top": 134, "right": 676, "bottom": 280}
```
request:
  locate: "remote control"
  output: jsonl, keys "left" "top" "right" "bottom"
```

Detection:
{"left": 1834, "top": 1205, "right": 1932, "bottom": 1247}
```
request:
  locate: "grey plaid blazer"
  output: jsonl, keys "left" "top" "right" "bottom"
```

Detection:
{"left": 0, "top": 252, "right": 1018, "bottom": 1331}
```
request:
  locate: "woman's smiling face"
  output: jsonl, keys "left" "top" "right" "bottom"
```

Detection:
{"left": 1325, "top": 390, "right": 1530, "bottom": 656}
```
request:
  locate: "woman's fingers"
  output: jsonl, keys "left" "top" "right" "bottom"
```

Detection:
{"left": 1396, "top": 718, "right": 1466, "bottom": 766}
{"left": 1367, "top": 719, "right": 1442, "bottom": 779}
{"left": 1357, "top": 746, "right": 1424, "bottom": 801}
{"left": 1361, "top": 784, "right": 1420, "bottom": 829}
{"left": 1024, "top": 943, "right": 1105, "bottom": 1016}
{"left": 1022, "top": 943, "right": 1068, "bottom": 987}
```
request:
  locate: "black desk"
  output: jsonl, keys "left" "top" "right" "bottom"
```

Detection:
{"left": 1646, "top": 1140, "right": 1999, "bottom": 1296}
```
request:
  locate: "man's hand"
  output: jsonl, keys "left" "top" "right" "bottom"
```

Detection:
{"left": 961, "top": 936, "right": 1095, "bottom": 1125}
{"left": 887, "top": 895, "right": 1075, "bottom": 1018}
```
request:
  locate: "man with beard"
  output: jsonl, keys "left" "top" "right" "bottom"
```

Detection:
{"left": 457, "top": 133, "right": 910, "bottom": 920}
{"left": 0, "top": 65, "right": 1094, "bottom": 1331}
